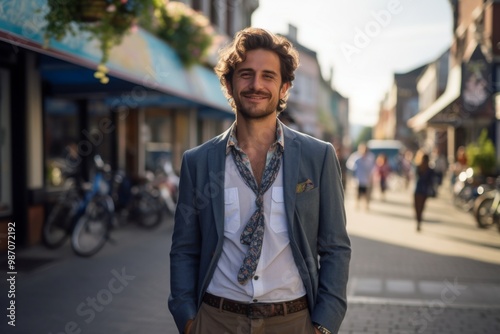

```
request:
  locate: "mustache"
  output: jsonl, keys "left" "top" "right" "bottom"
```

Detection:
{"left": 241, "top": 89, "right": 270, "bottom": 97}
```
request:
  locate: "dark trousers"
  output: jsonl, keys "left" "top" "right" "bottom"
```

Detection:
{"left": 414, "top": 193, "right": 428, "bottom": 225}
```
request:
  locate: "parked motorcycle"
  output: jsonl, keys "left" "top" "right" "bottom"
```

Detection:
{"left": 152, "top": 159, "right": 179, "bottom": 216}
{"left": 453, "top": 168, "right": 477, "bottom": 212}
{"left": 453, "top": 168, "right": 494, "bottom": 213}
{"left": 474, "top": 176, "right": 500, "bottom": 232}
{"left": 109, "top": 166, "right": 164, "bottom": 229}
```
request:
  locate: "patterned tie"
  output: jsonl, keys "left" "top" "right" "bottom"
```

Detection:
{"left": 231, "top": 145, "right": 283, "bottom": 285}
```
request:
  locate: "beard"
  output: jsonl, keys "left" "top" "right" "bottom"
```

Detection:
{"left": 233, "top": 89, "right": 280, "bottom": 120}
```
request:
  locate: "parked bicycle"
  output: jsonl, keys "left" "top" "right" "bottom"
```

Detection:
{"left": 70, "top": 156, "right": 115, "bottom": 257}
{"left": 42, "top": 158, "right": 111, "bottom": 249}
{"left": 71, "top": 155, "right": 165, "bottom": 257}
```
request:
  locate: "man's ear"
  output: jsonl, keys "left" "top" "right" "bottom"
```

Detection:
{"left": 280, "top": 82, "right": 290, "bottom": 99}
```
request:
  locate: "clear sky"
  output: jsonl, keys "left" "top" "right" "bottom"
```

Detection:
{"left": 252, "top": 0, "right": 454, "bottom": 126}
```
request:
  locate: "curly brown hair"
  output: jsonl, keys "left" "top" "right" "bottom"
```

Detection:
{"left": 214, "top": 27, "right": 299, "bottom": 113}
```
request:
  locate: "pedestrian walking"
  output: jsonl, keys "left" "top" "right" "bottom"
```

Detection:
{"left": 374, "top": 153, "right": 391, "bottom": 201}
{"left": 168, "top": 27, "right": 351, "bottom": 334}
{"left": 399, "top": 149, "right": 414, "bottom": 189}
{"left": 431, "top": 147, "right": 448, "bottom": 190}
{"left": 347, "top": 143, "right": 375, "bottom": 210}
{"left": 413, "top": 151, "right": 435, "bottom": 232}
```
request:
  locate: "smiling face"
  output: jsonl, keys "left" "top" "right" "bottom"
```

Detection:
{"left": 226, "top": 49, "right": 290, "bottom": 121}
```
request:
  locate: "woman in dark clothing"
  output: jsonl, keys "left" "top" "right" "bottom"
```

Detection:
{"left": 414, "top": 152, "right": 435, "bottom": 231}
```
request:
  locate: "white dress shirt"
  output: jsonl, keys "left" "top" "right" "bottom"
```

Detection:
{"left": 206, "top": 155, "right": 306, "bottom": 303}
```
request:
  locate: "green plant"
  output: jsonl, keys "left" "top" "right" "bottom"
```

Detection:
{"left": 152, "top": 1, "right": 213, "bottom": 67}
{"left": 466, "top": 129, "right": 496, "bottom": 175}
{"left": 42, "top": 0, "right": 157, "bottom": 83}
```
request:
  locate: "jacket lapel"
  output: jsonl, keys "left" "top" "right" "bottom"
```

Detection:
{"left": 208, "top": 129, "right": 231, "bottom": 239}
{"left": 282, "top": 125, "right": 300, "bottom": 231}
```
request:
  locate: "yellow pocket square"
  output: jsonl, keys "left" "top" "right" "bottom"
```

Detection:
{"left": 296, "top": 179, "right": 314, "bottom": 193}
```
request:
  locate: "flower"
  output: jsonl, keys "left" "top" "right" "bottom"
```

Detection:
{"left": 106, "top": 4, "right": 117, "bottom": 12}
{"left": 151, "top": 1, "right": 214, "bottom": 67}
{"left": 42, "top": 0, "right": 159, "bottom": 83}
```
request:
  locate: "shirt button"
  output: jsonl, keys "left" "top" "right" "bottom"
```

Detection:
{"left": 254, "top": 276, "right": 259, "bottom": 280}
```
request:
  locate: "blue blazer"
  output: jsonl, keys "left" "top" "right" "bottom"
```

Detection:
{"left": 168, "top": 123, "right": 351, "bottom": 333}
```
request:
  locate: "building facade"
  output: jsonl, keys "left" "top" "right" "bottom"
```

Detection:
{"left": 281, "top": 24, "right": 348, "bottom": 144}
{"left": 0, "top": 0, "right": 258, "bottom": 249}
{"left": 373, "top": 84, "right": 397, "bottom": 141}
{"left": 373, "top": 65, "right": 425, "bottom": 151}
{"left": 408, "top": 0, "right": 499, "bottom": 167}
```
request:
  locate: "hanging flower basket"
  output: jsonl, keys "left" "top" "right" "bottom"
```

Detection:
{"left": 42, "top": 0, "right": 158, "bottom": 83}
{"left": 79, "top": 0, "right": 108, "bottom": 22}
{"left": 151, "top": 1, "right": 214, "bottom": 67}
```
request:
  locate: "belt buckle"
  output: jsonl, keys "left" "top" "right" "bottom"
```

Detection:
{"left": 247, "top": 303, "right": 275, "bottom": 319}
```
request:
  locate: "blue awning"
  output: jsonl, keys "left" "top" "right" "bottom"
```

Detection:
{"left": 0, "top": 0, "right": 232, "bottom": 118}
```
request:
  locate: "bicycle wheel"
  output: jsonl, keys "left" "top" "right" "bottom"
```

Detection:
{"left": 42, "top": 192, "right": 81, "bottom": 248}
{"left": 71, "top": 196, "right": 113, "bottom": 257}
{"left": 132, "top": 190, "right": 164, "bottom": 229}
{"left": 475, "top": 197, "right": 495, "bottom": 228}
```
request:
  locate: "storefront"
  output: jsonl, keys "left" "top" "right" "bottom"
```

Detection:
{"left": 408, "top": 45, "right": 496, "bottom": 165}
{"left": 0, "top": 54, "right": 12, "bottom": 219}
{"left": 0, "top": 1, "right": 233, "bottom": 249}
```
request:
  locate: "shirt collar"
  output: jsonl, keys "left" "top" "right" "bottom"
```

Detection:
{"left": 226, "top": 120, "right": 285, "bottom": 155}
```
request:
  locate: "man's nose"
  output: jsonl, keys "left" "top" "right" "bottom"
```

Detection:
{"left": 249, "top": 75, "right": 264, "bottom": 90}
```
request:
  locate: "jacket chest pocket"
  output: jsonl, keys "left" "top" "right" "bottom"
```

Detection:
{"left": 224, "top": 188, "right": 240, "bottom": 233}
{"left": 295, "top": 187, "right": 319, "bottom": 227}
{"left": 270, "top": 187, "right": 287, "bottom": 233}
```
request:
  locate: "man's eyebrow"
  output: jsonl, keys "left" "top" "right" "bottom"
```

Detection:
{"left": 236, "top": 67, "right": 254, "bottom": 73}
{"left": 236, "top": 68, "right": 278, "bottom": 76}
{"left": 262, "top": 70, "right": 278, "bottom": 76}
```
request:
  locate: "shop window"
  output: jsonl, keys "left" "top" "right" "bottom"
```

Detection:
{"left": 44, "top": 98, "right": 114, "bottom": 189}
{"left": 44, "top": 98, "right": 79, "bottom": 189}
{"left": 173, "top": 111, "right": 191, "bottom": 172}
{"left": 144, "top": 109, "right": 174, "bottom": 172}
{"left": 0, "top": 69, "right": 12, "bottom": 215}
{"left": 88, "top": 100, "right": 112, "bottom": 166}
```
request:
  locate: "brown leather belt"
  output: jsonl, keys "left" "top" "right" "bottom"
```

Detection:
{"left": 202, "top": 293, "right": 308, "bottom": 319}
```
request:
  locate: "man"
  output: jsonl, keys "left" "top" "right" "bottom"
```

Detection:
{"left": 168, "top": 27, "right": 351, "bottom": 334}
{"left": 346, "top": 143, "right": 375, "bottom": 210}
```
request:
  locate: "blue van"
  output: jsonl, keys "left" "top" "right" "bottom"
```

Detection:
{"left": 367, "top": 140, "right": 406, "bottom": 173}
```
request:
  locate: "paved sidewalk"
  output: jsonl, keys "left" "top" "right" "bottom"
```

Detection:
{"left": 1, "top": 178, "right": 499, "bottom": 334}
{"left": 340, "top": 178, "right": 500, "bottom": 333}
{"left": 1, "top": 220, "right": 177, "bottom": 334}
